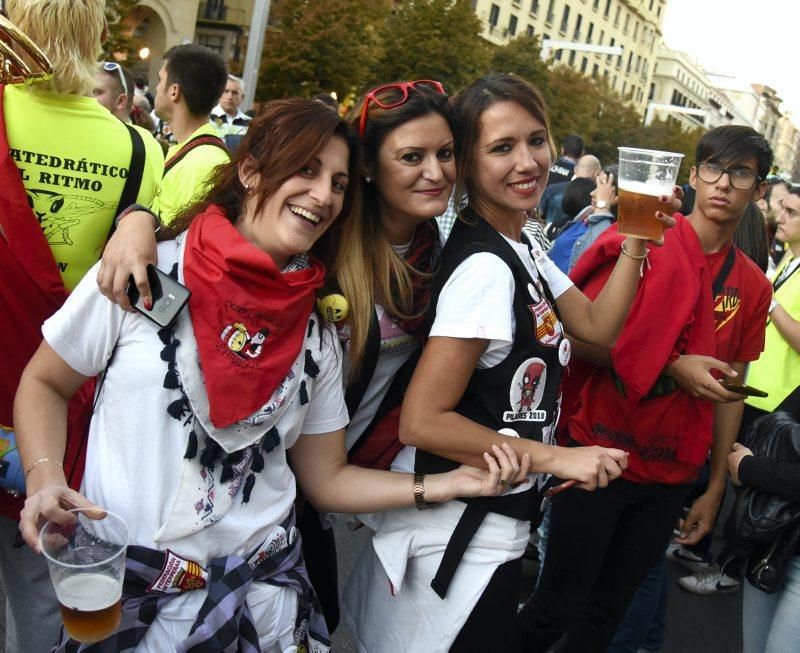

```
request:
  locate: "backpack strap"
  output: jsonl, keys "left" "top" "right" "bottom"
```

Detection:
{"left": 344, "top": 308, "right": 381, "bottom": 418}
{"left": 163, "top": 133, "right": 227, "bottom": 177}
{"left": 108, "top": 124, "right": 147, "bottom": 238}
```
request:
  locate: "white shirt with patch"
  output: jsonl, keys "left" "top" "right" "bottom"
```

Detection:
{"left": 42, "top": 243, "right": 348, "bottom": 650}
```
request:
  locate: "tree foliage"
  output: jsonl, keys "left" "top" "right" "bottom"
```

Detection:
{"left": 375, "top": 0, "right": 490, "bottom": 94}
{"left": 101, "top": 0, "right": 141, "bottom": 62}
{"left": 257, "top": 0, "right": 389, "bottom": 101}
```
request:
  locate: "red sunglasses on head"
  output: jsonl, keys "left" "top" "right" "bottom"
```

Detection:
{"left": 358, "top": 79, "right": 446, "bottom": 138}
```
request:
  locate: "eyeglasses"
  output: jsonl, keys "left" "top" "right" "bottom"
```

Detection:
{"left": 697, "top": 162, "right": 759, "bottom": 190}
{"left": 102, "top": 61, "right": 128, "bottom": 98}
{"left": 357, "top": 80, "right": 446, "bottom": 138}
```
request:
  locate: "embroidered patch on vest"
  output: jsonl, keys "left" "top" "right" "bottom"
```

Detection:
{"left": 503, "top": 357, "right": 548, "bottom": 422}
{"left": 527, "top": 282, "right": 563, "bottom": 348}
{"left": 147, "top": 550, "right": 208, "bottom": 593}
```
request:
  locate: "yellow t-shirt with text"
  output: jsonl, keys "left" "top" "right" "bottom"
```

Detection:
{"left": 151, "top": 123, "right": 230, "bottom": 224}
{"left": 4, "top": 85, "right": 164, "bottom": 291}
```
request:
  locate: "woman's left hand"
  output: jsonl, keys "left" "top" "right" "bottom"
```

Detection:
{"left": 648, "top": 185, "right": 683, "bottom": 246}
{"left": 431, "top": 443, "right": 533, "bottom": 501}
{"left": 728, "top": 443, "right": 753, "bottom": 486}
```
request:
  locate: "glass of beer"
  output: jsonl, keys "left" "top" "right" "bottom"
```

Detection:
{"left": 617, "top": 147, "right": 684, "bottom": 240}
{"left": 40, "top": 508, "right": 128, "bottom": 643}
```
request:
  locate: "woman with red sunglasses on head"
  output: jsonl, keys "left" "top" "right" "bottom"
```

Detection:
{"left": 343, "top": 73, "right": 681, "bottom": 652}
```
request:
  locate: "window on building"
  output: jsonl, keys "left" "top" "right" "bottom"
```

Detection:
{"left": 569, "top": 49, "right": 576, "bottom": 65}
{"left": 555, "top": 49, "right": 563, "bottom": 61}
{"left": 546, "top": 0, "right": 555, "bottom": 24}
{"left": 635, "top": 54, "right": 641, "bottom": 73}
{"left": 581, "top": 56, "right": 588, "bottom": 73}
{"left": 622, "top": 80, "right": 627, "bottom": 94}
{"left": 623, "top": 13, "right": 630, "bottom": 33}
{"left": 593, "top": 0, "right": 599, "bottom": 8}
{"left": 489, "top": 3, "right": 500, "bottom": 26}
{"left": 531, "top": 0, "right": 540, "bottom": 14}
{"left": 526, "top": 24, "right": 535, "bottom": 36}
{"left": 587, "top": 22, "right": 594, "bottom": 43}
{"left": 614, "top": 6, "right": 621, "bottom": 26}
{"left": 648, "top": 82, "right": 655, "bottom": 100}
{"left": 574, "top": 14, "right": 582, "bottom": 39}
{"left": 626, "top": 51, "right": 632, "bottom": 73}
{"left": 604, "top": 0, "right": 611, "bottom": 17}
{"left": 509, "top": 14, "right": 518, "bottom": 35}
{"left": 197, "top": 32, "right": 225, "bottom": 55}
{"left": 512, "top": 0, "right": 521, "bottom": 7}
{"left": 592, "top": 63, "right": 599, "bottom": 78}
{"left": 633, "top": 20, "right": 639, "bottom": 40}
{"left": 599, "top": 29, "right": 604, "bottom": 44}
{"left": 560, "top": 5, "right": 570, "bottom": 33}
{"left": 649, "top": 0, "right": 654, "bottom": 9}
{"left": 607, "top": 37, "right": 615, "bottom": 61}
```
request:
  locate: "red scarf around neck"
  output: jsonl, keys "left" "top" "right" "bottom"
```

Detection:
{"left": 183, "top": 206, "right": 325, "bottom": 428}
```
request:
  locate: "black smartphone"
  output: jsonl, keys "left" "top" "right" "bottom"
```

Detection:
{"left": 126, "top": 264, "right": 191, "bottom": 329}
{"left": 719, "top": 381, "right": 768, "bottom": 398}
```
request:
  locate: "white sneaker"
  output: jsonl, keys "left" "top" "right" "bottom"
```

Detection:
{"left": 678, "top": 566, "right": 741, "bottom": 595}
{"left": 666, "top": 543, "right": 712, "bottom": 574}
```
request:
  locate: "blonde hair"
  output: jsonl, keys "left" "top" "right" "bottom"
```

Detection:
{"left": 6, "top": 0, "right": 105, "bottom": 95}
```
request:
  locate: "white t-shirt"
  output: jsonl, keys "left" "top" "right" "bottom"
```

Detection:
{"left": 431, "top": 233, "right": 572, "bottom": 367}
{"left": 42, "top": 244, "right": 348, "bottom": 648}
{"left": 391, "top": 233, "right": 572, "bottom": 473}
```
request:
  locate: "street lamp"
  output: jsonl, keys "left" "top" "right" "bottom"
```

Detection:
{"left": 540, "top": 39, "right": 623, "bottom": 61}
{"left": 241, "top": 0, "right": 271, "bottom": 112}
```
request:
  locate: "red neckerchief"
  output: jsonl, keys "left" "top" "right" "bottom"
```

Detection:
{"left": 393, "top": 218, "right": 440, "bottom": 340}
{"left": 183, "top": 206, "right": 325, "bottom": 428}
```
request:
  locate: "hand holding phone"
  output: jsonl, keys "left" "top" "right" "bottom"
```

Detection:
{"left": 126, "top": 264, "right": 190, "bottom": 329}
{"left": 718, "top": 381, "right": 768, "bottom": 398}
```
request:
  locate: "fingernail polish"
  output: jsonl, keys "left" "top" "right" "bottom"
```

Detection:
{"left": 144, "top": 300, "right": 152, "bottom": 310}
{"left": 660, "top": 195, "right": 667, "bottom": 202}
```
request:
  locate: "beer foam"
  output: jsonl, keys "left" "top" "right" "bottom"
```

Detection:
{"left": 618, "top": 179, "right": 674, "bottom": 196}
{"left": 56, "top": 574, "right": 121, "bottom": 611}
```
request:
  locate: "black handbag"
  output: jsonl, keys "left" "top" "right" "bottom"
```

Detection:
{"left": 746, "top": 521, "right": 800, "bottom": 594}
{"left": 731, "top": 412, "right": 800, "bottom": 542}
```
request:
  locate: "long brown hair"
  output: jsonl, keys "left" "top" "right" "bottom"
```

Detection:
{"left": 334, "top": 84, "right": 453, "bottom": 376}
{"left": 162, "top": 98, "right": 362, "bottom": 269}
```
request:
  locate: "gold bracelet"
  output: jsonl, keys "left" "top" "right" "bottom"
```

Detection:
{"left": 24, "top": 457, "right": 62, "bottom": 480}
{"left": 413, "top": 473, "right": 433, "bottom": 510}
{"left": 620, "top": 241, "right": 648, "bottom": 261}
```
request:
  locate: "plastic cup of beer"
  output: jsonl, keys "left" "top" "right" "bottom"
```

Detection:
{"left": 39, "top": 508, "right": 128, "bottom": 643}
{"left": 617, "top": 147, "right": 684, "bottom": 240}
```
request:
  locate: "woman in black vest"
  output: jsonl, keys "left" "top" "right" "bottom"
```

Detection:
{"left": 343, "top": 74, "right": 681, "bottom": 651}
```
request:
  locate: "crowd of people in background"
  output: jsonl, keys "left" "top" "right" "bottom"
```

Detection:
{"left": 2, "top": 1, "right": 799, "bottom": 652}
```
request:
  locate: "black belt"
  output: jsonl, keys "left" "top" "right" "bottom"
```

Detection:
{"left": 611, "top": 369, "right": 678, "bottom": 400}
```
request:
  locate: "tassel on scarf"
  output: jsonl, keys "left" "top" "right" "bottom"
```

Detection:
{"left": 261, "top": 427, "right": 280, "bottom": 453}
{"left": 242, "top": 473, "right": 256, "bottom": 504}
{"left": 184, "top": 430, "right": 198, "bottom": 459}
{"left": 251, "top": 447, "right": 265, "bottom": 473}
{"left": 200, "top": 436, "right": 223, "bottom": 469}
{"left": 304, "top": 350, "right": 320, "bottom": 378}
{"left": 307, "top": 319, "right": 315, "bottom": 337}
{"left": 167, "top": 397, "right": 190, "bottom": 420}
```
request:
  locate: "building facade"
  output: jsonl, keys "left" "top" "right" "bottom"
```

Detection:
{"left": 648, "top": 44, "right": 709, "bottom": 130}
{"left": 123, "top": 0, "right": 254, "bottom": 83}
{"left": 472, "top": 0, "right": 668, "bottom": 111}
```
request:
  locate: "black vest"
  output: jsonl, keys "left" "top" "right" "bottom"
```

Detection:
{"left": 415, "top": 210, "right": 567, "bottom": 599}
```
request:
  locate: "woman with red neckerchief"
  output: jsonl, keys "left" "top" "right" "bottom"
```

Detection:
{"left": 13, "top": 99, "right": 523, "bottom": 652}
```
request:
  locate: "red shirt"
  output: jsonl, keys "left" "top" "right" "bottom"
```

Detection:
{"left": 562, "top": 216, "right": 771, "bottom": 484}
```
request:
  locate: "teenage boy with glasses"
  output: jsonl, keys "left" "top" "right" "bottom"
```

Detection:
{"left": 512, "top": 125, "right": 774, "bottom": 652}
